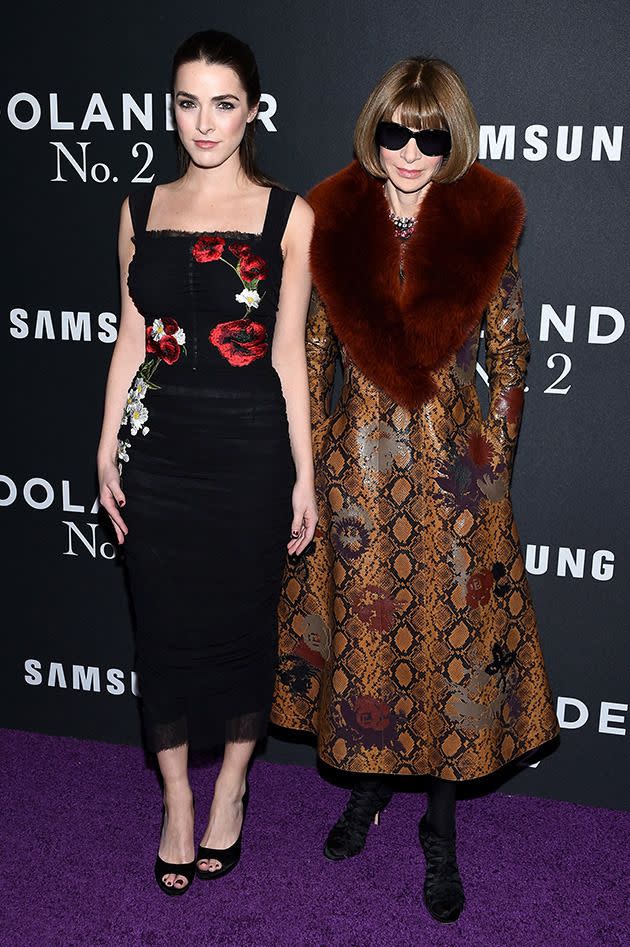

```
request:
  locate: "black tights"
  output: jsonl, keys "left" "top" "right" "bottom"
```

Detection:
{"left": 426, "top": 776, "right": 457, "bottom": 838}
{"left": 352, "top": 773, "right": 457, "bottom": 837}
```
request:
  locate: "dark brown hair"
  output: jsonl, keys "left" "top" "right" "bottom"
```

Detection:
{"left": 354, "top": 57, "right": 479, "bottom": 183}
{"left": 172, "top": 30, "right": 274, "bottom": 185}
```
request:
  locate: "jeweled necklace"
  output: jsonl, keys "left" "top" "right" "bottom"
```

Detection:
{"left": 388, "top": 210, "right": 416, "bottom": 240}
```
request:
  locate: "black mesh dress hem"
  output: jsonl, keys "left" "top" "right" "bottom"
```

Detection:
{"left": 144, "top": 707, "right": 272, "bottom": 754}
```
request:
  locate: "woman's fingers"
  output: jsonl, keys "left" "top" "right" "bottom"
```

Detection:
{"left": 111, "top": 520, "right": 126, "bottom": 545}
{"left": 287, "top": 511, "right": 304, "bottom": 553}
{"left": 100, "top": 484, "right": 128, "bottom": 544}
{"left": 294, "top": 509, "right": 317, "bottom": 554}
{"left": 111, "top": 481, "right": 126, "bottom": 508}
{"left": 292, "top": 522, "right": 316, "bottom": 555}
{"left": 106, "top": 505, "right": 128, "bottom": 543}
{"left": 287, "top": 506, "right": 318, "bottom": 555}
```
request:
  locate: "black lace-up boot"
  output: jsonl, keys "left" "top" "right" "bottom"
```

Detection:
{"left": 418, "top": 815, "right": 465, "bottom": 922}
{"left": 324, "top": 778, "right": 393, "bottom": 861}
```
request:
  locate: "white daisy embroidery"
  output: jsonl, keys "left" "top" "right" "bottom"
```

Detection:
{"left": 133, "top": 377, "right": 148, "bottom": 399}
{"left": 235, "top": 288, "right": 261, "bottom": 310}
{"left": 150, "top": 318, "right": 165, "bottom": 340}
{"left": 128, "top": 401, "right": 149, "bottom": 435}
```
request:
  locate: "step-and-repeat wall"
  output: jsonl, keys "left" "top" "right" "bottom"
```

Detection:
{"left": 2, "top": 1, "right": 628, "bottom": 809}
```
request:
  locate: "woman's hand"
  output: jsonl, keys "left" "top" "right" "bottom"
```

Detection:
{"left": 287, "top": 479, "right": 318, "bottom": 555}
{"left": 98, "top": 459, "right": 128, "bottom": 544}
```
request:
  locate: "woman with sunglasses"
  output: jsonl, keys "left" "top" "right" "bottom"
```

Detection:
{"left": 272, "top": 57, "right": 558, "bottom": 923}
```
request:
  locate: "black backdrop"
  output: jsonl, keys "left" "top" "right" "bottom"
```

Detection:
{"left": 2, "top": 0, "right": 628, "bottom": 810}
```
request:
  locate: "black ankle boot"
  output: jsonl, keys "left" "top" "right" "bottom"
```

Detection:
{"left": 324, "top": 778, "right": 393, "bottom": 861}
{"left": 418, "top": 815, "right": 465, "bottom": 923}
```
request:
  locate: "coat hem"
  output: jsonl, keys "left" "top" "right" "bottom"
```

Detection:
{"left": 270, "top": 718, "right": 560, "bottom": 782}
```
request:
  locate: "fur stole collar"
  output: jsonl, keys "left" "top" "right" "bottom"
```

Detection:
{"left": 308, "top": 160, "right": 525, "bottom": 408}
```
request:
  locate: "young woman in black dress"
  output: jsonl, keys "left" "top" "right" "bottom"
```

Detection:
{"left": 97, "top": 30, "right": 316, "bottom": 895}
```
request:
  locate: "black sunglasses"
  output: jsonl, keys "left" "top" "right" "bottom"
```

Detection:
{"left": 376, "top": 121, "right": 451, "bottom": 157}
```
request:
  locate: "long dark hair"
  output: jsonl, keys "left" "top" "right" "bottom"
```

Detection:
{"left": 171, "top": 30, "right": 274, "bottom": 185}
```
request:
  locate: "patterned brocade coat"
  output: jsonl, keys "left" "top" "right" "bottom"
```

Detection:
{"left": 271, "top": 160, "right": 559, "bottom": 780}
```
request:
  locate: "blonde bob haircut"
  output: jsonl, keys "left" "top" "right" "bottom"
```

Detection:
{"left": 354, "top": 57, "right": 479, "bottom": 184}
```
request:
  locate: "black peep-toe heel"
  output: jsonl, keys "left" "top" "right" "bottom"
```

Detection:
{"left": 196, "top": 786, "right": 249, "bottom": 880}
{"left": 154, "top": 794, "right": 196, "bottom": 896}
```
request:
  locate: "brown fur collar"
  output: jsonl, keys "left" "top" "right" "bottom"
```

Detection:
{"left": 308, "top": 160, "right": 525, "bottom": 408}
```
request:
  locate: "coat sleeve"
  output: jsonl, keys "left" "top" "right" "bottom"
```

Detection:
{"left": 306, "top": 287, "right": 339, "bottom": 460}
{"left": 481, "top": 250, "right": 530, "bottom": 476}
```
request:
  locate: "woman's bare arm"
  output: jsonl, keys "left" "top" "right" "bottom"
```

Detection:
{"left": 96, "top": 198, "right": 146, "bottom": 543}
{"left": 272, "top": 195, "right": 317, "bottom": 555}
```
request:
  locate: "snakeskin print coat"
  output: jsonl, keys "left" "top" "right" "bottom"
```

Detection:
{"left": 272, "top": 161, "right": 559, "bottom": 779}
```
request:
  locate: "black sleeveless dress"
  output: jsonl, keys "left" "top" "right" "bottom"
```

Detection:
{"left": 118, "top": 185, "right": 296, "bottom": 752}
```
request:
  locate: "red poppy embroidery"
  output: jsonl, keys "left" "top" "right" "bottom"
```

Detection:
{"left": 161, "top": 316, "right": 180, "bottom": 335}
{"left": 157, "top": 335, "right": 181, "bottom": 365}
{"left": 145, "top": 325, "right": 159, "bottom": 355}
{"left": 239, "top": 253, "right": 267, "bottom": 282}
{"left": 145, "top": 320, "right": 184, "bottom": 365}
{"left": 192, "top": 235, "right": 226, "bottom": 262}
{"left": 228, "top": 241, "right": 252, "bottom": 258}
{"left": 209, "top": 319, "right": 268, "bottom": 367}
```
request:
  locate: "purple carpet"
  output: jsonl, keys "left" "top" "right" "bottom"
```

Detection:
{"left": 2, "top": 729, "right": 628, "bottom": 947}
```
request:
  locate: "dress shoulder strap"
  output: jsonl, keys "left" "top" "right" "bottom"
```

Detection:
{"left": 128, "top": 185, "right": 157, "bottom": 238}
{"left": 261, "top": 187, "right": 298, "bottom": 246}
